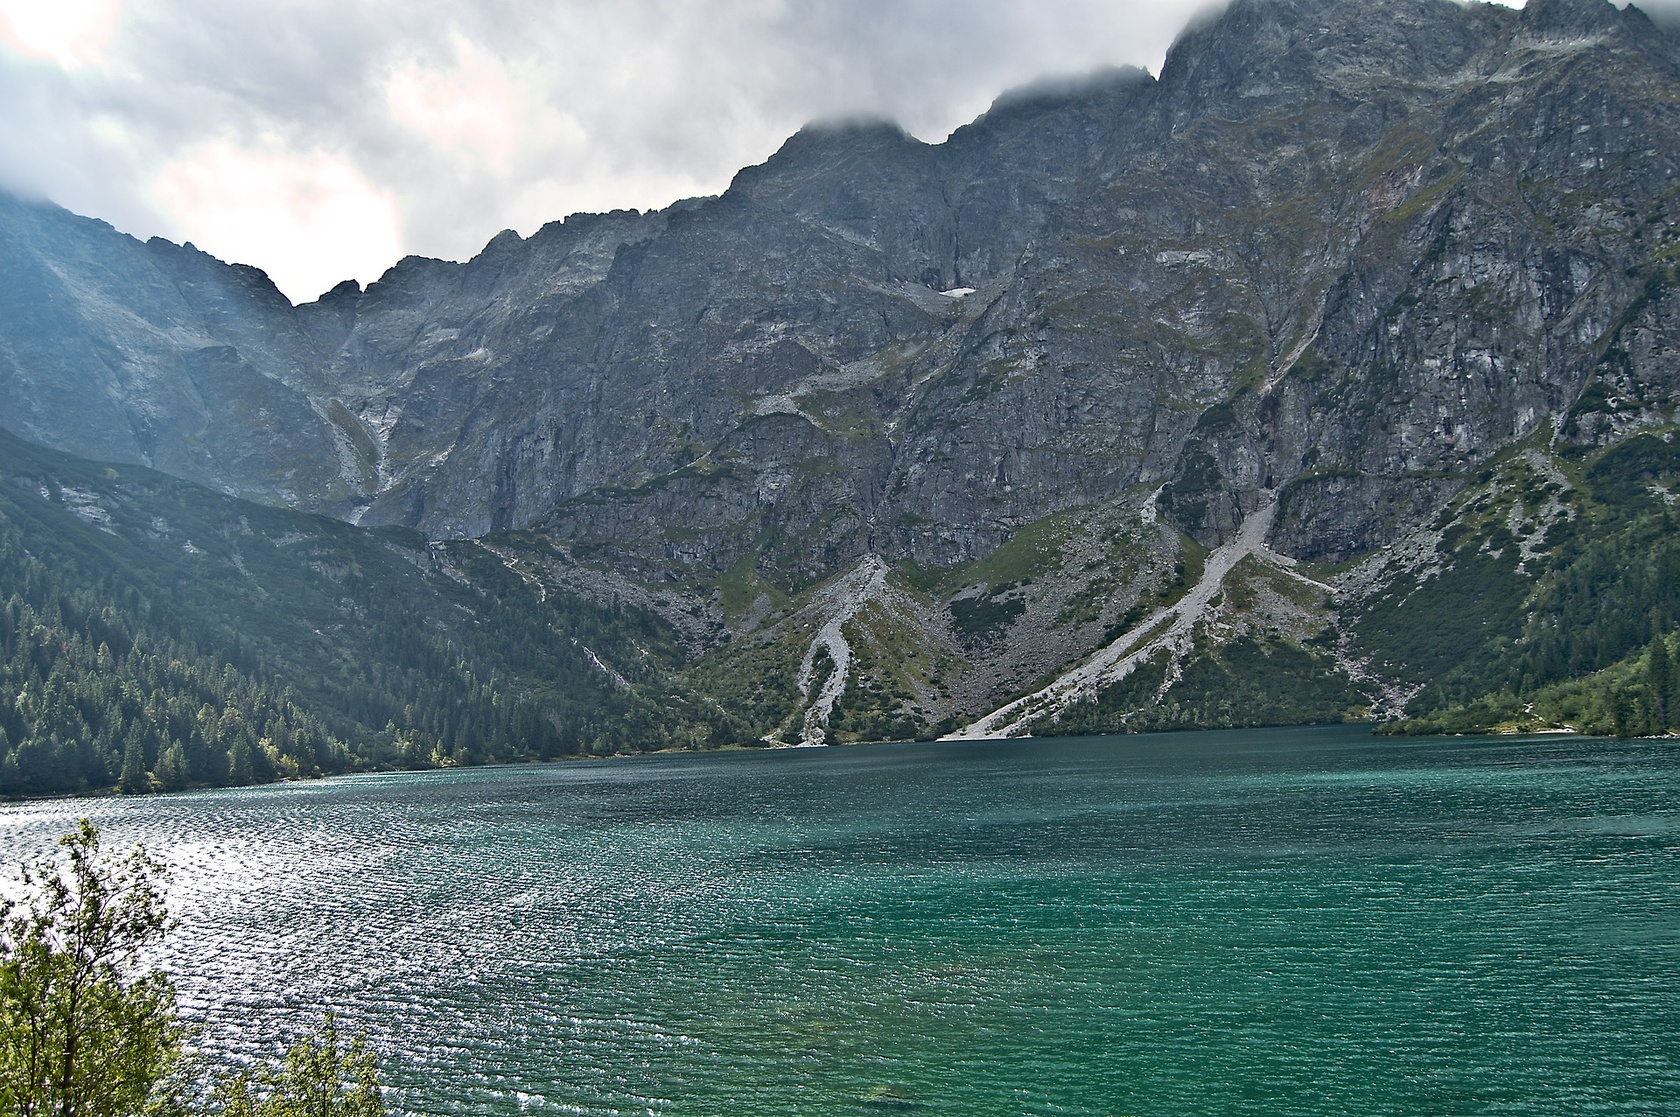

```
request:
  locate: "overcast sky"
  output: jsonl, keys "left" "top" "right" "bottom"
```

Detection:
{"left": 0, "top": 0, "right": 1662, "bottom": 303}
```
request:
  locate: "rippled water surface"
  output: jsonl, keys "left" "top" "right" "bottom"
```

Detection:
{"left": 2, "top": 725, "right": 1678, "bottom": 1115}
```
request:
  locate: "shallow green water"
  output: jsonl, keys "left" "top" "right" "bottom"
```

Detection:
{"left": 2, "top": 725, "right": 1677, "bottom": 1115}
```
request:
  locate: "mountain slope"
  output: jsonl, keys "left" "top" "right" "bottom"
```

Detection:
{"left": 0, "top": 427, "right": 749, "bottom": 797}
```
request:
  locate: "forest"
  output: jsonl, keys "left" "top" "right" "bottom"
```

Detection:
{"left": 1372, "top": 435, "right": 1680, "bottom": 737}
{"left": 0, "top": 428, "right": 752, "bottom": 799}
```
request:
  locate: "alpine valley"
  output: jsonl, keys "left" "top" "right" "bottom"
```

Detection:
{"left": 5, "top": 0, "right": 1680, "bottom": 797}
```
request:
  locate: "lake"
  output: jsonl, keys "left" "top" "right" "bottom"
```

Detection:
{"left": 1, "top": 725, "right": 1677, "bottom": 1115}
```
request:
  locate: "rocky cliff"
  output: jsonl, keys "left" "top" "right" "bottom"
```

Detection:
{"left": 4, "top": 0, "right": 1680, "bottom": 742}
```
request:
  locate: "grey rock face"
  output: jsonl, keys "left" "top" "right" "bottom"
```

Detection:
{"left": 0, "top": 198, "right": 349, "bottom": 508}
{"left": 3, "top": 0, "right": 1678, "bottom": 591}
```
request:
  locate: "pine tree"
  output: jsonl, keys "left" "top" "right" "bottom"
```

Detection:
{"left": 119, "top": 728, "right": 148, "bottom": 795}
{"left": 154, "top": 741, "right": 188, "bottom": 792}
{"left": 1648, "top": 633, "right": 1674, "bottom": 732}
{"left": 228, "top": 735, "right": 254, "bottom": 786}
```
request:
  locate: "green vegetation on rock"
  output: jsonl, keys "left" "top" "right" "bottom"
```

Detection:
{"left": 1045, "top": 634, "right": 1361, "bottom": 737}
{"left": 1374, "top": 434, "right": 1680, "bottom": 736}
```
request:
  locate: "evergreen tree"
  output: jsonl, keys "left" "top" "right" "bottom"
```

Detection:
{"left": 119, "top": 729, "right": 148, "bottom": 795}
{"left": 154, "top": 742, "right": 188, "bottom": 793}
{"left": 228, "top": 736, "right": 254, "bottom": 787}
{"left": 1649, "top": 634, "right": 1675, "bottom": 732}
{"left": 0, "top": 428, "right": 730, "bottom": 800}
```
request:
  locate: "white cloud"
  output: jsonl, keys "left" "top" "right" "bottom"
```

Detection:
{"left": 385, "top": 35, "right": 538, "bottom": 174}
{"left": 0, "top": 0, "right": 122, "bottom": 70}
{"left": 150, "top": 143, "right": 402, "bottom": 302}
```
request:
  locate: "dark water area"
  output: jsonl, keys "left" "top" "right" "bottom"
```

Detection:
{"left": 2, "top": 725, "right": 1677, "bottom": 1115}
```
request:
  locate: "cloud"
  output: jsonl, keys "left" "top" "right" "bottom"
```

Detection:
{"left": 0, "top": 0, "right": 1247, "bottom": 300}
{"left": 0, "top": 0, "right": 122, "bottom": 70}
{"left": 385, "top": 34, "right": 542, "bottom": 175}
{"left": 1, "top": 0, "right": 1671, "bottom": 302}
{"left": 150, "top": 142, "right": 402, "bottom": 301}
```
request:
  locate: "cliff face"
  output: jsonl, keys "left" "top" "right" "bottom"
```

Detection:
{"left": 3, "top": 0, "right": 1680, "bottom": 736}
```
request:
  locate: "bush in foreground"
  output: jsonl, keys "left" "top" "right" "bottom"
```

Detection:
{"left": 0, "top": 821, "right": 385, "bottom": 1117}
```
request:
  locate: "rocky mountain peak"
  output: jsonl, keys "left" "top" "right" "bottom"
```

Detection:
{"left": 1156, "top": 0, "right": 1495, "bottom": 122}
{"left": 1522, "top": 0, "right": 1636, "bottom": 38}
{"left": 966, "top": 66, "right": 1154, "bottom": 124}
{"left": 726, "top": 119, "right": 930, "bottom": 204}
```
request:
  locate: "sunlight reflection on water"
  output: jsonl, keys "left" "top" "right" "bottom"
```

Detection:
{"left": 0, "top": 726, "right": 1676, "bottom": 1116}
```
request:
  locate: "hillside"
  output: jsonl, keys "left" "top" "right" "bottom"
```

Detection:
{"left": 0, "top": 427, "right": 748, "bottom": 797}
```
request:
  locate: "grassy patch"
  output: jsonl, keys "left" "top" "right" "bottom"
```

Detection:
{"left": 1043, "top": 635, "right": 1363, "bottom": 736}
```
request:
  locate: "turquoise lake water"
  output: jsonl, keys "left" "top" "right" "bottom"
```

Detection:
{"left": 1, "top": 725, "right": 1677, "bottom": 1115}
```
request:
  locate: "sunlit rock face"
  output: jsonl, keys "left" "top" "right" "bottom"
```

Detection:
{"left": 3, "top": 0, "right": 1677, "bottom": 580}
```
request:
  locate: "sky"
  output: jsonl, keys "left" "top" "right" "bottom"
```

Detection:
{"left": 0, "top": 0, "right": 1661, "bottom": 304}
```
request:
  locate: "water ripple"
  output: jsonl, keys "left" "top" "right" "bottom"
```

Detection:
{"left": 0, "top": 726, "right": 1675, "bottom": 1115}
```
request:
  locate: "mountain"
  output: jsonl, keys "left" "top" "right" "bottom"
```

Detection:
{"left": 4, "top": 0, "right": 1680, "bottom": 786}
